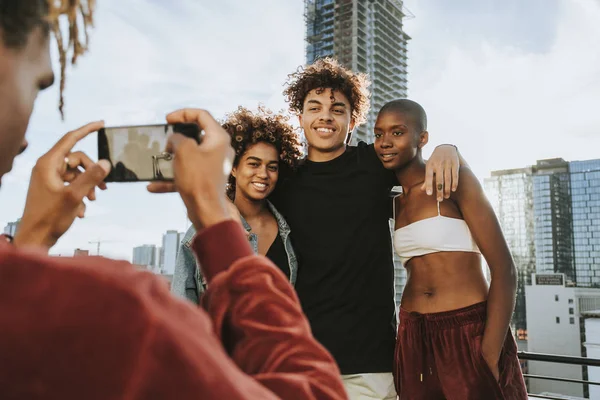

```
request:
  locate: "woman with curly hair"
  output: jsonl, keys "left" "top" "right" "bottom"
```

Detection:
{"left": 172, "top": 106, "right": 303, "bottom": 304}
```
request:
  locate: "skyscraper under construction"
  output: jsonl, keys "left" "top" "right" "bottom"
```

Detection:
{"left": 304, "top": 0, "right": 410, "bottom": 143}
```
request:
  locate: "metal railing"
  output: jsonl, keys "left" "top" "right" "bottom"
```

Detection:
{"left": 518, "top": 351, "right": 600, "bottom": 399}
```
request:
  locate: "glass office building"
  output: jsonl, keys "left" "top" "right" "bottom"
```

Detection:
{"left": 570, "top": 160, "right": 600, "bottom": 287}
{"left": 532, "top": 159, "right": 575, "bottom": 282}
{"left": 485, "top": 168, "right": 537, "bottom": 334}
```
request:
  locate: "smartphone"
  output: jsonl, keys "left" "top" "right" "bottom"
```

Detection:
{"left": 98, "top": 123, "right": 201, "bottom": 182}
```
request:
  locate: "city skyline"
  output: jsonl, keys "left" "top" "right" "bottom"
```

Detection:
{"left": 1, "top": 0, "right": 599, "bottom": 260}
{"left": 485, "top": 156, "right": 600, "bottom": 342}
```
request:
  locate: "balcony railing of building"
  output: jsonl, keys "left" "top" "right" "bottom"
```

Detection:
{"left": 519, "top": 351, "right": 600, "bottom": 399}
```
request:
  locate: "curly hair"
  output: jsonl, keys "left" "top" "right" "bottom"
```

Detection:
{"left": 283, "top": 57, "right": 371, "bottom": 126}
{"left": 222, "top": 106, "right": 303, "bottom": 200}
{"left": 0, "top": 0, "right": 96, "bottom": 119}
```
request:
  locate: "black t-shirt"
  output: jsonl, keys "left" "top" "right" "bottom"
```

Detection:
{"left": 270, "top": 142, "right": 398, "bottom": 374}
{"left": 265, "top": 233, "right": 290, "bottom": 280}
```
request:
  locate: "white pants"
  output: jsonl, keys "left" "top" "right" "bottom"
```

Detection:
{"left": 342, "top": 373, "right": 397, "bottom": 400}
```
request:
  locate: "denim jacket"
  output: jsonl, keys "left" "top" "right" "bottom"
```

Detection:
{"left": 171, "top": 200, "right": 298, "bottom": 304}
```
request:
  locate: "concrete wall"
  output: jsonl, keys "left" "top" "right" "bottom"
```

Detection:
{"left": 526, "top": 283, "right": 584, "bottom": 397}
{"left": 584, "top": 318, "right": 600, "bottom": 400}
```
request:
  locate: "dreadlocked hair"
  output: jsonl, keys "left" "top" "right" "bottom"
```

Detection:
{"left": 48, "top": 0, "right": 96, "bottom": 119}
{"left": 222, "top": 105, "right": 303, "bottom": 200}
{"left": 0, "top": 0, "right": 96, "bottom": 119}
{"left": 283, "top": 57, "right": 371, "bottom": 127}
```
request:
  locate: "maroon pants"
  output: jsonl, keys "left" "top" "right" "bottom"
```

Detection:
{"left": 394, "top": 302, "right": 528, "bottom": 399}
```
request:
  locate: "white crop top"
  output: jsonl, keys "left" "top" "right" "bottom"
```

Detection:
{"left": 393, "top": 202, "right": 481, "bottom": 265}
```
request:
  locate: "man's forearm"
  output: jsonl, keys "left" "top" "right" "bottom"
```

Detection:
{"left": 192, "top": 221, "right": 346, "bottom": 400}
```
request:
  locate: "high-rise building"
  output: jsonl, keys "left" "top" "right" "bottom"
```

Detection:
{"left": 484, "top": 167, "right": 536, "bottom": 338}
{"left": 532, "top": 159, "right": 575, "bottom": 281}
{"left": 161, "top": 231, "right": 182, "bottom": 275}
{"left": 570, "top": 159, "right": 600, "bottom": 287}
{"left": 3, "top": 218, "right": 21, "bottom": 237}
{"left": 133, "top": 244, "right": 158, "bottom": 271}
{"left": 304, "top": 0, "right": 410, "bottom": 143}
{"left": 158, "top": 246, "right": 164, "bottom": 272}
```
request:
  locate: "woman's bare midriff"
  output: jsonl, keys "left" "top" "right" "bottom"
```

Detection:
{"left": 401, "top": 251, "right": 489, "bottom": 314}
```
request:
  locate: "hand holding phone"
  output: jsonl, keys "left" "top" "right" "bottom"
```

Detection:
{"left": 147, "top": 109, "right": 236, "bottom": 230}
{"left": 16, "top": 121, "right": 110, "bottom": 250}
{"left": 98, "top": 123, "right": 200, "bottom": 182}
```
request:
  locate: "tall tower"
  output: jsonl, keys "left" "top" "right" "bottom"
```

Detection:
{"left": 305, "top": 0, "right": 410, "bottom": 143}
{"left": 532, "top": 159, "right": 575, "bottom": 281}
{"left": 161, "top": 231, "right": 182, "bottom": 275}
{"left": 569, "top": 159, "right": 600, "bottom": 287}
{"left": 485, "top": 167, "right": 537, "bottom": 337}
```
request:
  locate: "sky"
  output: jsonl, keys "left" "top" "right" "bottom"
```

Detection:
{"left": 1, "top": 0, "right": 599, "bottom": 261}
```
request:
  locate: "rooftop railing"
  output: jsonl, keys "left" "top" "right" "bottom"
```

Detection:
{"left": 519, "top": 351, "right": 600, "bottom": 399}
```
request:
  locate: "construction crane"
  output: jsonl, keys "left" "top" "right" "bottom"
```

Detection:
{"left": 88, "top": 239, "right": 119, "bottom": 256}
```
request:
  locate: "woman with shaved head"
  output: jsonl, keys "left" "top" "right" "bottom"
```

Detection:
{"left": 374, "top": 99, "right": 527, "bottom": 399}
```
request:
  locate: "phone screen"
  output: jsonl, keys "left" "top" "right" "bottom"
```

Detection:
{"left": 98, "top": 123, "right": 200, "bottom": 182}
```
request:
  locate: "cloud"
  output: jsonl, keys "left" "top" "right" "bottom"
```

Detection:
{"left": 404, "top": 0, "right": 600, "bottom": 177}
{"left": 1, "top": 0, "right": 305, "bottom": 259}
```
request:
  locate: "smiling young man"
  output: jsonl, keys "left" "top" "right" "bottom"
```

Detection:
{"left": 269, "top": 58, "right": 464, "bottom": 399}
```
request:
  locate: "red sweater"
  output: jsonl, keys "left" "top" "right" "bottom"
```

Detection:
{"left": 0, "top": 221, "right": 346, "bottom": 399}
